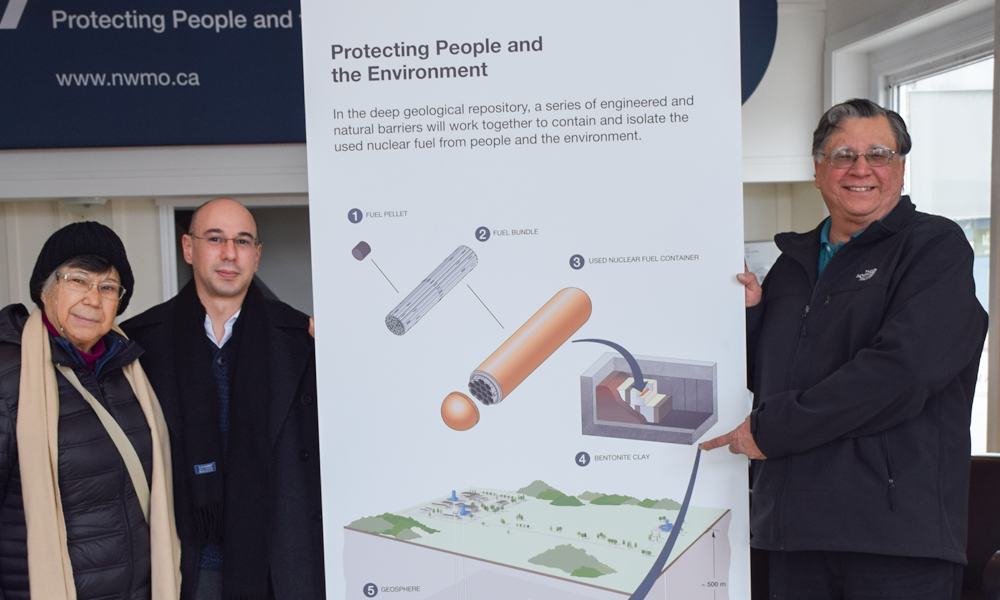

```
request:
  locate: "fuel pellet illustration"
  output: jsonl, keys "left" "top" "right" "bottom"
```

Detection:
{"left": 385, "top": 245, "right": 478, "bottom": 335}
{"left": 351, "top": 241, "right": 371, "bottom": 261}
{"left": 468, "top": 287, "right": 591, "bottom": 405}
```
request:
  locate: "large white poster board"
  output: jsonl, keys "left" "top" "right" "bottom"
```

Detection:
{"left": 301, "top": 2, "right": 749, "bottom": 598}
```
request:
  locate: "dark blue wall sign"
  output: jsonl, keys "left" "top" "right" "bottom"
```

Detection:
{"left": 0, "top": 0, "right": 774, "bottom": 150}
{"left": 0, "top": 0, "right": 306, "bottom": 149}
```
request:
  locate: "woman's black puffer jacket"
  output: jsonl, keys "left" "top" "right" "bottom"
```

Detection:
{"left": 0, "top": 304, "right": 153, "bottom": 600}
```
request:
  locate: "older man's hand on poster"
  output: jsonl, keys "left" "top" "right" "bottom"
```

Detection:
{"left": 700, "top": 416, "right": 766, "bottom": 459}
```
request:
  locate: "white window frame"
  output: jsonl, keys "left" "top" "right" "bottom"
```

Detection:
{"left": 825, "top": 1, "right": 994, "bottom": 109}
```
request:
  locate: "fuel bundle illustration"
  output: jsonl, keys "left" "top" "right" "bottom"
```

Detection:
{"left": 468, "top": 287, "right": 592, "bottom": 405}
{"left": 385, "top": 245, "right": 478, "bottom": 335}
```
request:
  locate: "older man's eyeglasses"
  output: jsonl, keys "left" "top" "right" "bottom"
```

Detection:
{"left": 188, "top": 233, "right": 260, "bottom": 251}
{"left": 57, "top": 272, "right": 126, "bottom": 300}
{"left": 821, "top": 147, "right": 897, "bottom": 169}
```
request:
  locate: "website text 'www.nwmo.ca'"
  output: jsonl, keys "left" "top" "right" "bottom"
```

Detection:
{"left": 55, "top": 72, "right": 201, "bottom": 86}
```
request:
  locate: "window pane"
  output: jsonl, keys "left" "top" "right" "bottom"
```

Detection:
{"left": 896, "top": 57, "right": 992, "bottom": 454}
{"left": 909, "top": 90, "right": 991, "bottom": 220}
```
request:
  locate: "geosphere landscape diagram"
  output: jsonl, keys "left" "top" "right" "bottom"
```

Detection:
{"left": 345, "top": 478, "right": 731, "bottom": 599}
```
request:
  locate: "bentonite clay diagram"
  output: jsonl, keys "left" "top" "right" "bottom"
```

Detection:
{"left": 580, "top": 352, "right": 717, "bottom": 445}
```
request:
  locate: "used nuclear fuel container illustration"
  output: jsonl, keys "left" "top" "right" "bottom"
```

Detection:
{"left": 469, "top": 288, "right": 591, "bottom": 405}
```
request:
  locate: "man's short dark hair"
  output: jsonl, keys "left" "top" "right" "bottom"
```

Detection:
{"left": 812, "top": 98, "right": 912, "bottom": 160}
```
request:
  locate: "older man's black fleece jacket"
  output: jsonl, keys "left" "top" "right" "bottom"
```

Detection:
{"left": 747, "top": 195, "right": 988, "bottom": 564}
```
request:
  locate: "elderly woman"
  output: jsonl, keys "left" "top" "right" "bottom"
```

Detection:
{"left": 0, "top": 222, "right": 180, "bottom": 600}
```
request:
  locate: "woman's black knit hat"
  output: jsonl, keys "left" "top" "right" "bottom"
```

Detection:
{"left": 30, "top": 221, "right": 134, "bottom": 315}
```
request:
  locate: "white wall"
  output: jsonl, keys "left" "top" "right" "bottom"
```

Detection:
{"left": 1, "top": 201, "right": 59, "bottom": 308}
{"left": 0, "top": 144, "right": 307, "bottom": 200}
{"left": 739, "top": 0, "right": 830, "bottom": 238}
{"left": 742, "top": 0, "right": 826, "bottom": 183}
{"left": 744, "top": 182, "right": 827, "bottom": 240}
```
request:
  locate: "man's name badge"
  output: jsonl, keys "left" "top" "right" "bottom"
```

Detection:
{"left": 194, "top": 462, "right": 217, "bottom": 475}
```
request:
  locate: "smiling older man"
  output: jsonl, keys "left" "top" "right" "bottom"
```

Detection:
{"left": 702, "top": 99, "right": 988, "bottom": 599}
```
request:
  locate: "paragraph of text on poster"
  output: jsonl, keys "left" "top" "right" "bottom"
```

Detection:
{"left": 332, "top": 95, "right": 694, "bottom": 152}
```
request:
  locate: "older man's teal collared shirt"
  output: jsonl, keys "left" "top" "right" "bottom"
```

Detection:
{"left": 818, "top": 218, "right": 865, "bottom": 276}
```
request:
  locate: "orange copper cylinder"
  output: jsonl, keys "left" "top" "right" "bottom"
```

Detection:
{"left": 468, "top": 288, "right": 591, "bottom": 405}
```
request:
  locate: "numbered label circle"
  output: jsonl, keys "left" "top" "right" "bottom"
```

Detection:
{"left": 348, "top": 209, "right": 363, "bottom": 224}
{"left": 363, "top": 583, "right": 378, "bottom": 597}
{"left": 575, "top": 451, "right": 590, "bottom": 467}
{"left": 475, "top": 226, "right": 491, "bottom": 242}
{"left": 569, "top": 254, "right": 585, "bottom": 270}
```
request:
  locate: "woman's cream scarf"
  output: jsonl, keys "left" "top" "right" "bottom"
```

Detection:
{"left": 17, "top": 309, "right": 181, "bottom": 600}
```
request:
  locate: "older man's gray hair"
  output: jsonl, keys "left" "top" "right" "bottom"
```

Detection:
{"left": 812, "top": 98, "right": 912, "bottom": 161}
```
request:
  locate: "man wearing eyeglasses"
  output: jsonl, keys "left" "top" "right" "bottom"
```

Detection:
{"left": 702, "top": 99, "right": 988, "bottom": 598}
{"left": 122, "top": 198, "right": 324, "bottom": 600}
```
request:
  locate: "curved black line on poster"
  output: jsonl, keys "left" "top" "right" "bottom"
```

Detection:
{"left": 628, "top": 448, "right": 702, "bottom": 600}
{"left": 741, "top": 0, "right": 779, "bottom": 104}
